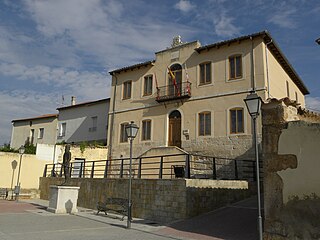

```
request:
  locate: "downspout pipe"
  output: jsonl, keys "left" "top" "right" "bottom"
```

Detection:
{"left": 250, "top": 36, "right": 255, "bottom": 91}
{"left": 265, "top": 39, "right": 273, "bottom": 99}
{"left": 107, "top": 73, "right": 118, "bottom": 160}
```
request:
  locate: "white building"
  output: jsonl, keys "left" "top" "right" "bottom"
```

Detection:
{"left": 57, "top": 98, "right": 110, "bottom": 144}
{"left": 11, "top": 114, "right": 58, "bottom": 149}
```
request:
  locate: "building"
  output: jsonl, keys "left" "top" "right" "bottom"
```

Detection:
{"left": 10, "top": 114, "right": 58, "bottom": 149}
{"left": 107, "top": 31, "right": 309, "bottom": 160}
{"left": 57, "top": 97, "right": 110, "bottom": 145}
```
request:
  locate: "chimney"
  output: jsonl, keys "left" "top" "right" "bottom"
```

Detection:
{"left": 71, "top": 96, "right": 76, "bottom": 106}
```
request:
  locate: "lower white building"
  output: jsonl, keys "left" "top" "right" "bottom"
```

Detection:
{"left": 57, "top": 98, "right": 110, "bottom": 144}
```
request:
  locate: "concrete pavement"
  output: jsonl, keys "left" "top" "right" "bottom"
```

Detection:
{"left": 0, "top": 196, "right": 261, "bottom": 240}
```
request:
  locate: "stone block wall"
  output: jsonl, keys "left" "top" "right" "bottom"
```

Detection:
{"left": 262, "top": 98, "right": 320, "bottom": 239}
{"left": 40, "top": 177, "right": 250, "bottom": 223}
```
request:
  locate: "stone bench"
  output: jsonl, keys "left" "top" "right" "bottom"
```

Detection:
{"left": 97, "top": 197, "right": 131, "bottom": 221}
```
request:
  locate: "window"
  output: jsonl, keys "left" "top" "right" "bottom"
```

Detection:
{"left": 199, "top": 62, "right": 212, "bottom": 85}
{"left": 295, "top": 92, "right": 298, "bottom": 103}
{"left": 286, "top": 81, "right": 290, "bottom": 98}
{"left": 89, "top": 116, "right": 97, "bottom": 132}
{"left": 38, "top": 128, "right": 44, "bottom": 139}
{"left": 142, "top": 120, "right": 151, "bottom": 141}
{"left": 229, "top": 55, "right": 242, "bottom": 79}
{"left": 59, "top": 123, "right": 66, "bottom": 137}
{"left": 230, "top": 108, "right": 244, "bottom": 134}
{"left": 120, "top": 122, "right": 129, "bottom": 143}
{"left": 123, "top": 81, "right": 132, "bottom": 99}
{"left": 199, "top": 112, "right": 211, "bottom": 136}
{"left": 143, "top": 75, "right": 153, "bottom": 96}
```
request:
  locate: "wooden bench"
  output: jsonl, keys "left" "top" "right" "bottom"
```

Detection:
{"left": 96, "top": 197, "right": 131, "bottom": 221}
{"left": 0, "top": 188, "right": 8, "bottom": 199}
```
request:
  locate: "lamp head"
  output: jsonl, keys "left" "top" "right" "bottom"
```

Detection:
{"left": 244, "top": 91, "right": 262, "bottom": 118}
{"left": 19, "top": 145, "right": 25, "bottom": 155}
{"left": 125, "top": 121, "right": 139, "bottom": 139}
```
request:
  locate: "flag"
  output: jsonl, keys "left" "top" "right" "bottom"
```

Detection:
{"left": 168, "top": 67, "right": 180, "bottom": 96}
{"left": 154, "top": 73, "right": 160, "bottom": 99}
{"left": 184, "top": 64, "right": 191, "bottom": 95}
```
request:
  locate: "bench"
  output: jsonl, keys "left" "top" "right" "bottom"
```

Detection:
{"left": 0, "top": 188, "right": 8, "bottom": 199}
{"left": 96, "top": 198, "right": 131, "bottom": 221}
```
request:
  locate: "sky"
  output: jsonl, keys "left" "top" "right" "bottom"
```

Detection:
{"left": 0, "top": 0, "right": 319, "bottom": 145}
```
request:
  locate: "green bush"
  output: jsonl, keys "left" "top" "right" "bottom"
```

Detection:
{"left": 0, "top": 143, "right": 17, "bottom": 153}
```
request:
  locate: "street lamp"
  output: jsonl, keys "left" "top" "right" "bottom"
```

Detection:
{"left": 316, "top": 38, "right": 320, "bottom": 45}
{"left": 244, "top": 91, "right": 263, "bottom": 240}
{"left": 125, "top": 121, "right": 139, "bottom": 229}
{"left": 15, "top": 145, "right": 25, "bottom": 201}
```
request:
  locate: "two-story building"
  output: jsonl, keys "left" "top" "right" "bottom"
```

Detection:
{"left": 10, "top": 114, "right": 58, "bottom": 149}
{"left": 57, "top": 97, "right": 110, "bottom": 145}
{"left": 107, "top": 31, "right": 309, "bottom": 160}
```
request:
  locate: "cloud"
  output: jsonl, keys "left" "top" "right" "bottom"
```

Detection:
{"left": 21, "top": 0, "right": 197, "bottom": 70}
{"left": 174, "top": 0, "right": 195, "bottom": 13}
{"left": 306, "top": 96, "right": 320, "bottom": 112}
{"left": 213, "top": 14, "right": 241, "bottom": 37}
{"left": 268, "top": 7, "right": 297, "bottom": 29}
{"left": 0, "top": 63, "right": 109, "bottom": 99}
{"left": 0, "top": 90, "right": 59, "bottom": 145}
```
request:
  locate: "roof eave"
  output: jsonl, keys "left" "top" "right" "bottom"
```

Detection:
{"left": 109, "top": 60, "right": 155, "bottom": 75}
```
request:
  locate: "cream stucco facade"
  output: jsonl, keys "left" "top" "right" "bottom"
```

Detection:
{"left": 10, "top": 114, "right": 58, "bottom": 150}
{"left": 107, "top": 31, "right": 309, "bottom": 159}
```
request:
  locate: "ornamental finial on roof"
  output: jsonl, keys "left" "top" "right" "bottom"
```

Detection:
{"left": 171, "top": 35, "right": 183, "bottom": 47}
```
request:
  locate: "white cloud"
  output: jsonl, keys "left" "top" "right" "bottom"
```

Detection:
{"left": 306, "top": 96, "right": 320, "bottom": 112}
{"left": 0, "top": 90, "right": 59, "bottom": 145}
{"left": 22, "top": 0, "right": 195, "bottom": 69}
{"left": 268, "top": 7, "right": 297, "bottom": 29}
{"left": 175, "top": 0, "right": 195, "bottom": 13}
{"left": 213, "top": 14, "right": 241, "bottom": 37}
{"left": 0, "top": 63, "right": 109, "bottom": 99}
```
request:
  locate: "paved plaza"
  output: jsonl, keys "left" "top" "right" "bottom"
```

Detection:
{"left": 0, "top": 197, "right": 259, "bottom": 240}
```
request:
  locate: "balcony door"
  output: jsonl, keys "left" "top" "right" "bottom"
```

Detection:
{"left": 168, "top": 64, "right": 182, "bottom": 97}
{"left": 168, "top": 110, "right": 181, "bottom": 148}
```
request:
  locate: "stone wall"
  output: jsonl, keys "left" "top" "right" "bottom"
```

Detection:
{"left": 40, "top": 177, "right": 250, "bottom": 223}
{"left": 183, "top": 134, "right": 260, "bottom": 160}
{"left": 262, "top": 98, "right": 320, "bottom": 239}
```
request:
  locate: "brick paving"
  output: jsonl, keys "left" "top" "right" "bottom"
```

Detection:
{"left": 0, "top": 197, "right": 260, "bottom": 240}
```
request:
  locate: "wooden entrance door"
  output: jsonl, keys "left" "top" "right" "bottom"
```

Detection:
{"left": 168, "top": 110, "right": 181, "bottom": 148}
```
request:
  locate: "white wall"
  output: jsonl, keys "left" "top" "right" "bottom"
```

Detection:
{"left": 278, "top": 121, "right": 320, "bottom": 202}
{"left": 58, "top": 100, "right": 109, "bottom": 144}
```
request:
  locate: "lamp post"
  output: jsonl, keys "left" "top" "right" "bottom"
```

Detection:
{"left": 244, "top": 91, "right": 263, "bottom": 240}
{"left": 15, "top": 145, "right": 25, "bottom": 201}
{"left": 125, "top": 121, "right": 139, "bottom": 229}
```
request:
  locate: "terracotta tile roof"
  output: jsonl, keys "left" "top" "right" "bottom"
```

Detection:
{"left": 57, "top": 98, "right": 110, "bottom": 110}
{"left": 109, "top": 60, "right": 155, "bottom": 75}
{"left": 108, "top": 30, "right": 309, "bottom": 95}
{"left": 12, "top": 113, "right": 58, "bottom": 123}
{"left": 196, "top": 30, "right": 309, "bottom": 95}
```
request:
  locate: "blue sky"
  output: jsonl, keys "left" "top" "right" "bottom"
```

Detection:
{"left": 0, "top": 0, "right": 319, "bottom": 145}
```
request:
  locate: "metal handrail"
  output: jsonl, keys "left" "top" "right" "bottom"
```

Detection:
{"left": 43, "top": 153, "right": 262, "bottom": 181}
{"left": 156, "top": 82, "right": 191, "bottom": 101}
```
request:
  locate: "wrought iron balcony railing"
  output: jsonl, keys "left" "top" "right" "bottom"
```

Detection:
{"left": 156, "top": 81, "right": 191, "bottom": 103}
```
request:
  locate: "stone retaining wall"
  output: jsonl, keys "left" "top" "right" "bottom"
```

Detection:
{"left": 40, "top": 177, "right": 250, "bottom": 223}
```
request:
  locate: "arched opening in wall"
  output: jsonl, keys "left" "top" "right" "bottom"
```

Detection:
{"left": 168, "top": 64, "right": 182, "bottom": 97}
{"left": 168, "top": 110, "right": 181, "bottom": 148}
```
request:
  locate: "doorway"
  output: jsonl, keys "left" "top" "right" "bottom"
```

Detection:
{"left": 168, "top": 110, "right": 181, "bottom": 148}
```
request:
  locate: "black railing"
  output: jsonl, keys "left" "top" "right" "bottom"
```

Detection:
{"left": 43, "top": 153, "right": 262, "bottom": 181}
{"left": 156, "top": 82, "right": 191, "bottom": 102}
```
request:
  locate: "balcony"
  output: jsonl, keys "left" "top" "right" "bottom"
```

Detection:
{"left": 156, "top": 82, "right": 191, "bottom": 103}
